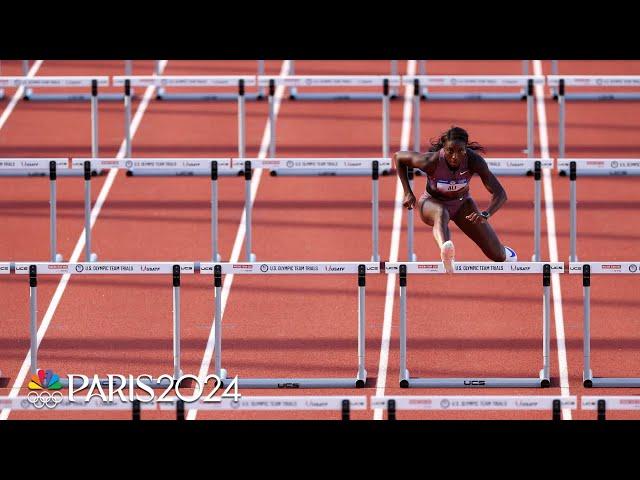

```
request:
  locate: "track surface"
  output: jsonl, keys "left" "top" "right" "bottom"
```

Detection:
{"left": 1, "top": 59, "right": 639, "bottom": 420}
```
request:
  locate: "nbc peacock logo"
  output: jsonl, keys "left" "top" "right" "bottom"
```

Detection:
{"left": 26, "top": 369, "right": 64, "bottom": 409}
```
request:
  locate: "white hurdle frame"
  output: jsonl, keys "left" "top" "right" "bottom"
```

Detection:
{"left": 71, "top": 158, "right": 241, "bottom": 262}
{"left": 416, "top": 61, "right": 531, "bottom": 100}
{"left": 403, "top": 158, "right": 553, "bottom": 262}
{"left": 20, "top": 61, "right": 131, "bottom": 101}
{"left": 153, "top": 60, "right": 265, "bottom": 101}
{"left": 236, "top": 158, "right": 391, "bottom": 262}
{"left": 557, "top": 159, "right": 640, "bottom": 262}
{"left": 387, "top": 261, "right": 564, "bottom": 388}
{"left": 549, "top": 68, "right": 640, "bottom": 101}
{"left": 200, "top": 261, "right": 379, "bottom": 388}
{"left": 0, "top": 159, "right": 69, "bottom": 262}
{"left": 570, "top": 262, "right": 640, "bottom": 388}
{"left": 15, "top": 262, "right": 194, "bottom": 388}
{"left": 0, "top": 76, "right": 107, "bottom": 159}
{"left": 260, "top": 76, "right": 402, "bottom": 159}
{"left": 112, "top": 76, "right": 256, "bottom": 159}
{"left": 582, "top": 396, "right": 640, "bottom": 420}
{"left": 287, "top": 60, "right": 400, "bottom": 99}
{"left": 550, "top": 76, "right": 640, "bottom": 159}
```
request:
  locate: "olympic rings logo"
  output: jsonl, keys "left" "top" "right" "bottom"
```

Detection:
{"left": 26, "top": 391, "right": 63, "bottom": 409}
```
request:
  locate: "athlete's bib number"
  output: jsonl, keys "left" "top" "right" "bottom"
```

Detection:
{"left": 436, "top": 180, "right": 468, "bottom": 193}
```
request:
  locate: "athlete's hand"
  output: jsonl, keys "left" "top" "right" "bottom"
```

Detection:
{"left": 465, "top": 211, "right": 487, "bottom": 224}
{"left": 403, "top": 191, "right": 416, "bottom": 210}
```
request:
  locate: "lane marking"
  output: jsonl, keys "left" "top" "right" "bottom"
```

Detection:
{"left": 374, "top": 60, "right": 417, "bottom": 420}
{"left": 533, "top": 59, "right": 572, "bottom": 420}
{"left": 0, "top": 60, "right": 43, "bottom": 132}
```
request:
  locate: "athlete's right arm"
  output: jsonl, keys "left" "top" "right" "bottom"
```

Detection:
{"left": 393, "top": 151, "right": 431, "bottom": 210}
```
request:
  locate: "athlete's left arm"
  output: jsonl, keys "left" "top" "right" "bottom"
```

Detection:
{"left": 468, "top": 154, "right": 507, "bottom": 223}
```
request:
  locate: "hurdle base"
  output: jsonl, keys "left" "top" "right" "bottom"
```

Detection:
{"left": 583, "top": 376, "right": 640, "bottom": 388}
{"left": 156, "top": 92, "right": 264, "bottom": 102}
{"left": 399, "top": 377, "right": 549, "bottom": 388}
{"left": 223, "top": 377, "right": 366, "bottom": 389}
{"left": 289, "top": 92, "right": 397, "bottom": 101}
{"left": 23, "top": 92, "right": 134, "bottom": 102}
{"left": 58, "top": 376, "right": 180, "bottom": 389}
{"left": 421, "top": 92, "right": 526, "bottom": 102}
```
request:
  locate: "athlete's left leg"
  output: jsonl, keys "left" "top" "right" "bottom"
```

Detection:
{"left": 452, "top": 198, "right": 516, "bottom": 262}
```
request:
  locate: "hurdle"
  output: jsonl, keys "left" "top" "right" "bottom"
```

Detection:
{"left": 0, "top": 159, "right": 71, "bottom": 262}
{"left": 260, "top": 76, "right": 401, "bottom": 158}
{"left": 14, "top": 262, "right": 194, "bottom": 388}
{"left": 0, "top": 76, "right": 107, "bottom": 159}
{"left": 158, "top": 396, "right": 367, "bottom": 420}
{"left": 71, "top": 158, "right": 241, "bottom": 262}
{"left": 372, "top": 395, "right": 576, "bottom": 420}
{"left": 403, "top": 158, "right": 553, "bottom": 263}
{"left": 549, "top": 68, "right": 640, "bottom": 101}
{"left": 238, "top": 158, "right": 391, "bottom": 262}
{"left": 0, "top": 396, "right": 152, "bottom": 420}
{"left": 570, "top": 262, "right": 640, "bottom": 387}
{"left": 200, "top": 261, "right": 378, "bottom": 388}
{"left": 20, "top": 60, "right": 133, "bottom": 101}
{"left": 286, "top": 60, "right": 400, "bottom": 100}
{"left": 557, "top": 159, "right": 640, "bottom": 262}
{"left": 551, "top": 76, "right": 640, "bottom": 163}
{"left": 415, "top": 61, "right": 532, "bottom": 100}
{"left": 582, "top": 397, "right": 640, "bottom": 420}
{"left": 153, "top": 60, "right": 265, "bottom": 101}
{"left": 112, "top": 76, "right": 255, "bottom": 159}
{"left": 386, "top": 261, "right": 564, "bottom": 388}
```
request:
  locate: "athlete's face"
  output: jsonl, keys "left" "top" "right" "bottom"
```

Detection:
{"left": 443, "top": 140, "right": 467, "bottom": 168}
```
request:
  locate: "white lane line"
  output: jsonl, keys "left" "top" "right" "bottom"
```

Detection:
{"left": 373, "top": 60, "right": 417, "bottom": 420}
{"left": 0, "top": 61, "right": 169, "bottom": 420}
{"left": 533, "top": 60, "right": 572, "bottom": 420}
{"left": 0, "top": 60, "right": 43, "bottom": 132}
{"left": 187, "top": 60, "right": 291, "bottom": 420}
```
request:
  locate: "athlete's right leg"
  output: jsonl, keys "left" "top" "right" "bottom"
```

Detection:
{"left": 417, "top": 195, "right": 455, "bottom": 272}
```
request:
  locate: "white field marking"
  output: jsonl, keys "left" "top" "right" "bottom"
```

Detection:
{"left": 0, "top": 60, "right": 43, "bottom": 131}
{"left": 374, "top": 60, "right": 417, "bottom": 420}
{"left": 533, "top": 60, "right": 571, "bottom": 420}
{"left": 187, "top": 60, "right": 291, "bottom": 420}
{"left": 0, "top": 61, "right": 169, "bottom": 420}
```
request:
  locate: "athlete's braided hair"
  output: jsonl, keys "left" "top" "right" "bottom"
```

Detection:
{"left": 428, "top": 126, "right": 485, "bottom": 153}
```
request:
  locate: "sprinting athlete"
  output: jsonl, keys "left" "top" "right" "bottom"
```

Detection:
{"left": 394, "top": 126, "right": 517, "bottom": 272}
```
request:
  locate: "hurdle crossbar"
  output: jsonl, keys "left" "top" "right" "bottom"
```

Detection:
{"left": 0, "top": 159, "right": 72, "bottom": 261}
{"left": 71, "top": 158, "right": 240, "bottom": 262}
{"left": 260, "top": 76, "right": 401, "bottom": 158}
{"left": 200, "top": 261, "right": 378, "bottom": 389}
{"left": 582, "top": 396, "right": 640, "bottom": 420}
{"left": 550, "top": 76, "right": 640, "bottom": 159}
{"left": 570, "top": 262, "right": 640, "bottom": 387}
{"left": 372, "top": 395, "right": 576, "bottom": 420}
{"left": 548, "top": 72, "right": 640, "bottom": 101}
{"left": 239, "top": 158, "right": 392, "bottom": 262}
{"left": 158, "top": 396, "right": 366, "bottom": 419}
{"left": 113, "top": 76, "right": 255, "bottom": 158}
{"left": 18, "top": 61, "right": 133, "bottom": 101}
{"left": 415, "top": 62, "right": 532, "bottom": 100}
{"left": 557, "top": 159, "right": 640, "bottom": 262}
{"left": 15, "top": 262, "right": 194, "bottom": 388}
{"left": 405, "top": 158, "right": 553, "bottom": 262}
{"left": 387, "top": 261, "right": 564, "bottom": 388}
{"left": 1, "top": 76, "right": 107, "bottom": 157}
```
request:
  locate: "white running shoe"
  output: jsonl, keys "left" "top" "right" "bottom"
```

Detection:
{"left": 504, "top": 246, "right": 518, "bottom": 262}
{"left": 441, "top": 240, "right": 456, "bottom": 273}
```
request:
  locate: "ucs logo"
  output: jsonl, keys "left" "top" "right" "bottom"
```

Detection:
{"left": 463, "top": 380, "right": 486, "bottom": 386}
